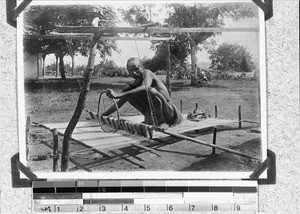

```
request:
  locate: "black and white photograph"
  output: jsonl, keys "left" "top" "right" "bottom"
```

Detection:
{"left": 18, "top": 0, "right": 267, "bottom": 179}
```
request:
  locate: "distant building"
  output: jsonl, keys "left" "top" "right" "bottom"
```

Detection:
{"left": 24, "top": 53, "right": 42, "bottom": 79}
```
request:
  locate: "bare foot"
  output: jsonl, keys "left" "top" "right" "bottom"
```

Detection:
{"left": 159, "top": 123, "right": 169, "bottom": 130}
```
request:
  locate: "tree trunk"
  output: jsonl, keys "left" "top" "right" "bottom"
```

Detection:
{"left": 166, "top": 42, "right": 171, "bottom": 96}
{"left": 59, "top": 54, "right": 66, "bottom": 80}
{"left": 55, "top": 54, "right": 59, "bottom": 77}
{"left": 190, "top": 42, "right": 198, "bottom": 85}
{"left": 71, "top": 54, "right": 75, "bottom": 76}
{"left": 185, "top": 33, "right": 198, "bottom": 85}
{"left": 42, "top": 55, "right": 46, "bottom": 77}
{"left": 36, "top": 53, "right": 43, "bottom": 78}
{"left": 36, "top": 55, "right": 39, "bottom": 78}
{"left": 60, "top": 31, "right": 103, "bottom": 172}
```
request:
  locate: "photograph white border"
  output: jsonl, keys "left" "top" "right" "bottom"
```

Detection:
{"left": 18, "top": 0, "right": 267, "bottom": 180}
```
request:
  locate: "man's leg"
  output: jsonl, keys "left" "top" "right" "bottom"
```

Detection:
{"left": 125, "top": 90, "right": 150, "bottom": 117}
{"left": 148, "top": 88, "right": 175, "bottom": 123}
{"left": 124, "top": 89, "right": 168, "bottom": 125}
{"left": 123, "top": 88, "right": 180, "bottom": 126}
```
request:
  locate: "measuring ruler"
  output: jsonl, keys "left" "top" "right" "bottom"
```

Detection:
{"left": 33, "top": 180, "right": 258, "bottom": 213}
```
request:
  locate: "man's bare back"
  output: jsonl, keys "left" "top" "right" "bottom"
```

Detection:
{"left": 102, "top": 57, "right": 183, "bottom": 127}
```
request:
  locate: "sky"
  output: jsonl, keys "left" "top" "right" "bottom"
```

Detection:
{"left": 44, "top": 3, "right": 260, "bottom": 68}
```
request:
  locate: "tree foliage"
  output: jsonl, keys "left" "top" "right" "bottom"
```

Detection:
{"left": 158, "top": 2, "right": 257, "bottom": 65}
{"left": 208, "top": 43, "right": 257, "bottom": 72}
{"left": 118, "top": 2, "right": 258, "bottom": 85}
{"left": 118, "top": 4, "right": 156, "bottom": 25}
{"left": 23, "top": 5, "right": 119, "bottom": 79}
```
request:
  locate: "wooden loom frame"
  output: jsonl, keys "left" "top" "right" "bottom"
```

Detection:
{"left": 52, "top": 22, "right": 264, "bottom": 171}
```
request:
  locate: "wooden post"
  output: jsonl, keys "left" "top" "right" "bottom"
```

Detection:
{"left": 238, "top": 105, "right": 242, "bottom": 128}
{"left": 180, "top": 100, "right": 183, "bottom": 113}
{"left": 215, "top": 105, "right": 218, "bottom": 118}
{"left": 212, "top": 127, "right": 217, "bottom": 155}
{"left": 25, "top": 116, "right": 31, "bottom": 161}
{"left": 52, "top": 129, "right": 59, "bottom": 172}
{"left": 61, "top": 19, "right": 104, "bottom": 172}
{"left": 195, "top": 103, "right": 198, "bottom": 110}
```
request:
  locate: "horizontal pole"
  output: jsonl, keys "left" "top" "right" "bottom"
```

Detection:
{"left": 56, "top": 26, "right": 259, "bottom": 34}
{"left": 86, "top": 109, "right": 259, "bottom": 160}
{"left": 157, "top": 128, "right": 260, "bottom": 160}
{"left": 23, "top": 34, "right": 172, "bottom": 41}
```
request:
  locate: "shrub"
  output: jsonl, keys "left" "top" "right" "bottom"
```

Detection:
{"left": 94, "top": 60, "right": 128, "bottom": 77}
{"left": 208, "top": 43, "right": 257, "bottom": 73}
{"left": 142, "top": 57, "right": 166, "bottom": 73}
{"left": 171, "top": 63, "right": 190, "bottom": 79}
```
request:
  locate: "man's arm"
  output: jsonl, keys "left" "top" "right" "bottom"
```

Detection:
{"left": 108, "top": 70, "right": 153, "bottom": 99}
{"left": 101, "top": 98, "right": 127, "bottom": 116}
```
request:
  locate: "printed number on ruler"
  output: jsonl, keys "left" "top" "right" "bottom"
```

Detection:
{"left": 167, "top": 205, "right": 174, "bottom": 211}
{"left": 213, "top": 204, "right": 219, "bottom": 211}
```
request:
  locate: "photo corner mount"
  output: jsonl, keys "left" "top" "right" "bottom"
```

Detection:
{"left": 249, "top": 149, "right": 276, "bottom": 185}
{"left": 11, "top": 153, "right": 46, "bottom": 188}
{"left": 11, "top": 149, "right": 276, "bottom": 188}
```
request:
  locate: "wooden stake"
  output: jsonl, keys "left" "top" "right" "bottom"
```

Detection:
{"left": 52, "top": 129, "right": 59, "bottom": 172}
{"left": 215, "top": 105, "right": 218, "bottom": 118}
{"left": 180, "top": 100, "right": 183, "bottom": 113}
{"left": 25, "top": 116, "right": 31, "bottom": 161}
{"left": 238, "top": 105, "right": 242, "bottom": 128}
{"left": 212, "top": 127, "right": 217, "bottom": 155}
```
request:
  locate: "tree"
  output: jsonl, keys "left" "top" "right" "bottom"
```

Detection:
{"left": 23, "top": 5, "right": 119, "bottom": 79}
{"left": 240, "top": 55, "right": 251, "bottom": 73}
{"left": 160, "top": 2, "right": 258, "bottom": 85}
{"left": 118, "top": 3, "right": 257, "bottom": 86}
{"left": 208, "top": 43, "right": 257, "bottom": 72}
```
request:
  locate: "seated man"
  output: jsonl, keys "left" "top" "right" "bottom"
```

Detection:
{"left": 101, "top": 57, "right": 183, "bottom": 128}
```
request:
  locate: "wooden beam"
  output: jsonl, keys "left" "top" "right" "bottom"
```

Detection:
{"left": 153, "top": 127, "right": 260, "bottom": 160}
{"left": 24, "top": 34, "right": 173, "bottom": 41}
{"left": 56, "top": 26, "right": 259, "bottom": 34}
{"left": 139, "top": 22, "right": 159, "bottom": 27}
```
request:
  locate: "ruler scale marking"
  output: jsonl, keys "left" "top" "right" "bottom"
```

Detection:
{"left": 32, "top": 180, "right": 258, "bottom": 213}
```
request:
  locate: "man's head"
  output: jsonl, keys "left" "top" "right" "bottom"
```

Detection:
{"left": 126, "top": 57, "right": 142, "bottom": 79}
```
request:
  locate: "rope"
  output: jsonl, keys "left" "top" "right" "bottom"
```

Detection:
{"left": 97, "top": 91, "right": 120, "bottom": 133}
{"left": 134, "top": 40, "right": 141, "bottom": 59}
{"left": 143, "top": 71, "right": 159, "bottom": 127}
{"left": 134, "top": 39, "right": 159, "bottom": 127}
